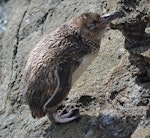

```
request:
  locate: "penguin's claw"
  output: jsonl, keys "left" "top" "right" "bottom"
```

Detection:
{"left": 53, "top": 108, "right": 80, "bottom": 123}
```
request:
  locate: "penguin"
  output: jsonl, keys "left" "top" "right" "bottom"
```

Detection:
{"left": 22, "top": 11, "right": 121, "bottom": 123}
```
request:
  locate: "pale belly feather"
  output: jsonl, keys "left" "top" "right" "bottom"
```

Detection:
{"left": 72, "top": 52, "right": 98, "bottom": 85}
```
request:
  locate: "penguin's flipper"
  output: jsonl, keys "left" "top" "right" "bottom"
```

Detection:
{"left": 44, "top": 62, "right": 72, "bottom": 110}
{"left": 44, "top": 62, "right": 80, "bottom": 123}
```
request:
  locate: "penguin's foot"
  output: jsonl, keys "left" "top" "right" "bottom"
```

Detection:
{"left": 53, "top": 108, "right": 80, "bottom": 123}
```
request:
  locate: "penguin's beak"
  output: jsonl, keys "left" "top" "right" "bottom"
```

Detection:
{"left": 101, "top": 11, "right": 122, "bottom": 24}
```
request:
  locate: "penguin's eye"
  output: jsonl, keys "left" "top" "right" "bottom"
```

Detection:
{"left": 92, "top": 20, "right": 97, "bottom": 27}
{"left": 87, "top": 20, "right": 97, "bottom": 30}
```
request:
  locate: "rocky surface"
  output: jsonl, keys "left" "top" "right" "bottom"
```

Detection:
{"left": 0, "top": 0, "right": 9, "bottom": 114}
{"left": 0, "top": 0, "right": 149, "bottom": 138}
{"left": 0, "top": 1, "right": 8, "bottom": 39}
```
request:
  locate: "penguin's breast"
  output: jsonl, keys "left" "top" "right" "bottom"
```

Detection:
{"left": 72, "top": 52, "right": 98, "bottom": 85}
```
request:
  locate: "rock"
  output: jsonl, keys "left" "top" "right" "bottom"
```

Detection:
{"left": 131, "top": 126, "right": 150, "bottom": 138}
{"left": 0, "top": 0, "right": 150, "bottom": 137}
{"left": 0, "top": 0, "right": 9, "bottom": 115}
{"left": 0, "top": 0, "right": 9, "bottom": 39}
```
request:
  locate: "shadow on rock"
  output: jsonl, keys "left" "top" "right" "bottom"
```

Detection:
{"left": 43, "top": 104, "right": 141, "bottom": 138}
{"left": 128, "top": 54, "right": 150, "bottom": 83}
{"left": 43, "top": 114, "right": 98, "bottom": 138}
{"left": 91, "top": 111, "right": 140, "bottom": 138}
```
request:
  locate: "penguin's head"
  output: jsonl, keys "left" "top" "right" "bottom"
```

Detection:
{"left": 72, "top": 11, "right": 121, "bottom": 41}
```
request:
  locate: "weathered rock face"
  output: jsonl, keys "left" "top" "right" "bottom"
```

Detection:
{"left": 0, "top": 0, "right": 9, "bottom": 114}
{"left": 0, "top": 0, "right": 149, "bottom": 138}
{"left": 0, "top": 0, "right": 9, "bottom": 39}
{"left": 91, "top": 0, "right": 150, "bottom": 137}
{"left": 112, "top": 0, "right": 150, "bottom": 83}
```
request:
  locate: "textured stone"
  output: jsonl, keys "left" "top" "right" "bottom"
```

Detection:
{"left": 0, "top": 0, "right": 150, "bottom": 137}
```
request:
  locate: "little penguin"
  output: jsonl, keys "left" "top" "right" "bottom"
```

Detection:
{"left": 22, "top": 11, "right": 121, "bottom": 123}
